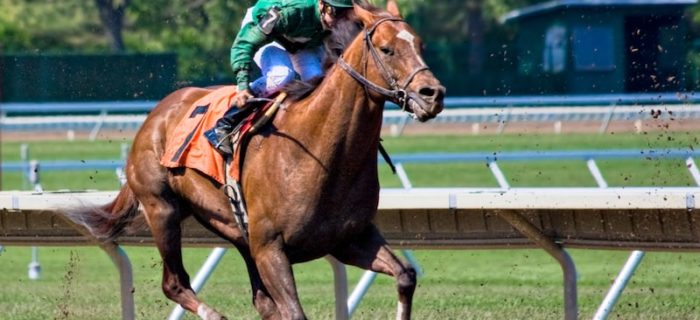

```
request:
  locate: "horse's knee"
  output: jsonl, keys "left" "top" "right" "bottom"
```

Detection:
{"left": 161, "top": 269, "right": 191, "bottom": 299}
{"left": 161, "top": 276, "right": 183, "bottom": 300}
{"left": 253, "top": 290, "right": 278, "bottom": 319}
{"left": 397, "top": 265, "right": 417, "bottom": 297}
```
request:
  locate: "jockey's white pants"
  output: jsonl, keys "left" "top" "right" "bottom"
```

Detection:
{"left": 249, "top": 44, "right": 324, "bottom": 97}
{"left": 242, "top": 7, "right": 324, "bottom": 97}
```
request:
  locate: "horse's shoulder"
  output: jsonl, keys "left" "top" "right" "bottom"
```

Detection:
{"left": 178, "top": 86, "right": 216, "bottom": 101}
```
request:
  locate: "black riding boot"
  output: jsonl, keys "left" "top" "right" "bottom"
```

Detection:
{"left": 204, "top": 106, "right": 248, "bottom": 155}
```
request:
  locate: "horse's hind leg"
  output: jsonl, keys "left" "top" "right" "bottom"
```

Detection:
{"left": 332, "top": 224, "right": 417, "bottom": 320}
{"left": 137, "top": 190, "right": 226, "bottom": 319}
{"left": 174, "top": 169, "right": 279, "bottom": 319}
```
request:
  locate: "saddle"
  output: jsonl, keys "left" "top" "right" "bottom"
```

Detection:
{"left": 160, "top": 86, "right": 283, "bottom": 184}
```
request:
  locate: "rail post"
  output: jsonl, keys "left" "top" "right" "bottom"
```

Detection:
{"left": 89, "top": 110, "right": 108, "bottom": 141}
{"left": 488, "top": 161, "right": 510, "bottom": 189}
{"left": 20, "top": 144, "right": 29, "bottom": 190}
{"left": 599, "top": 104, "right": 616, "bottom": 134}
{"left": 496, "top": 106, "right": 513, "bottom": 134}
{"left": 496, "top": 210, "right": 578, "bottom": 320}
{"left": 586, "top": 159, "right": 608, "bottom": 188}
{"left": 489, "top": 157, "right": 577, "bottom": 319}
{"left": 28, "top": 160, "right": 43, "bottom": 193}
{"left": 100, "top": 243, "right": 135, "bottom": 320}
{"left": 25, "top": 153, "right": 43, "bottom": 280}
{"left": 686, "top": 157, "right": 700, "bottom": 186}
{"left": 28, "top": 246, "right": 41, "bottom": 280}
{"left": 116, "top": 143, "right": 129, "bottom": 186}
{"left": 593, "top": 251, "right": 645, "bottom": 320}
{"left": 326, "top": 256, "right": 349, "bottom": 320}
{"left": 588, "top": 157, "right": 645, "bottom": 319}
{"left": 168, "top": 247, "right": 227, "bottom": 320}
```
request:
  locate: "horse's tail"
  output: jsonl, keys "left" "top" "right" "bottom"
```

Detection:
{"left": 62, "top": 185, "right": 141, "bottom": 243}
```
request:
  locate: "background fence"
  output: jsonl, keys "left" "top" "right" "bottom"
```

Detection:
{"left": 2, "top": 93, "right": 700, "bottom": 138}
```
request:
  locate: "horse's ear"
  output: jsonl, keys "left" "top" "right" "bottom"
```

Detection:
{"left": 386, "top": 0, "right": 402, "bottom": 18}
{"left": 353, "top": 2, "right": 375, "bottom": 27}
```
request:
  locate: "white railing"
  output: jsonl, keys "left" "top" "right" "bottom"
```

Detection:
{"left": 3, "top": 94, "right": 700, "bottom": 138}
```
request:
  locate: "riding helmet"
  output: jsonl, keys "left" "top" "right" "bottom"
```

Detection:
{"left": 322, "top": 0, "right": 354, "bottom": 8}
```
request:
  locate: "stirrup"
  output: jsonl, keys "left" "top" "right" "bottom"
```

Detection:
{"left": 204, "top": 128, "right": 233, "bottom": 155}
{"left": 214, "top": 138, "right": 233, "bottom": 155}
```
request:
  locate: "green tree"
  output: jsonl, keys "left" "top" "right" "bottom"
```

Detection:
{"left": 0, "top": 0, "right": 545, "bottom": 85}
{"left": 0, "top": 0, "right": 254, "bottom": 81}
{"left": 94, "top": 0, "right": 130, "bottom": 52}
{"left": 125, "top": 0, "right": 253, "bottom": 83}
{"left": 0, "top": 0, "right": 106, "bottom": 52}
{"left": 387, "top": 0, "right": 540, "bottom": 94}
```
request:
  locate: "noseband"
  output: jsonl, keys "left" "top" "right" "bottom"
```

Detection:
{"left": 337, "top": 17, "right": 429, "bottom": 113}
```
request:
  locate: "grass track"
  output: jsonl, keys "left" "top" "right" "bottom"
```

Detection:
{"left": 2, "top": 132, "right": 698, "bottom": 189}
{"left": 1, "top": 131, "right": 700, "bottom": 319}
{"left": 2, "top": 247, "right": 700, "bottom": 319}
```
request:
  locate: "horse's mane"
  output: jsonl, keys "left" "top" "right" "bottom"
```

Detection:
{"left": 284, "top": 2, "right": 390, "bottom": 102}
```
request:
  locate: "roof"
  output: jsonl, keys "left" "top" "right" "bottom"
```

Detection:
{"left": 501, "top": 0, "right": 697, "bottom": 23}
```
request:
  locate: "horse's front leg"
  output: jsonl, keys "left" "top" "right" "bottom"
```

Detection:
{"left": 332, "top": 224, "right": 417, "bottom": 320}
{"left": 251, "top": 236, "right": 306, "bottom": 320}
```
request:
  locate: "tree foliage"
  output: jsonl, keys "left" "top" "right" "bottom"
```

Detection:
{"left": 5, "top": 0, "right": 697, "bottom": 87}
{"left": 0, "top": 0, "right": 253, "bottom": 81}
{"left": 124, "top": 0, "right": 253, "bottom": 83}
{"left": 0, "top": 0, "right": 104, "bottom": 52}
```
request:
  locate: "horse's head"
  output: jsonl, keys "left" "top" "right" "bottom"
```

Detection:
{"left": 339, "top": 1, "right": 445, "bottom": 122}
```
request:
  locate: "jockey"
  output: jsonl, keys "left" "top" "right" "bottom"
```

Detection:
{"left": 206, "top": 0, "right": 355, "bottom": 155}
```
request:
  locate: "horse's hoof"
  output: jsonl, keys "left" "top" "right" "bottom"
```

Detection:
{"left": 197, "top": 304, "right": 226, "bottom": 320}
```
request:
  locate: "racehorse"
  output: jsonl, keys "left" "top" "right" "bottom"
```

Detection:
{"left": 65, "top": 2, "right": 444, "bottom": 319}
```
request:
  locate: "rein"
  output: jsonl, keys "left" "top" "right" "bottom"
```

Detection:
{"left": 337, "top": 17, "right": 429, "bottom": 113}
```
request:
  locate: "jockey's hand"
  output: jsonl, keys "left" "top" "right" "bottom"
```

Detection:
{"left": 235, "top": 89, "right": 255, "bottom": 108}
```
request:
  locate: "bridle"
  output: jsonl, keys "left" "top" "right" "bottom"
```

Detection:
{"left": 337, "top": 17, "right": 429, "bottom": 113}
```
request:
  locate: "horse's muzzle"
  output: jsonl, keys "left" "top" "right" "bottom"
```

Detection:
{"left": 409, "top": 85, "right": 445, "bottom": 122}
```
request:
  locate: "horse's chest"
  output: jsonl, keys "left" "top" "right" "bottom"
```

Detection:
{"left": 308, "top": 200, "right": 375, "bottom": 233}
{"left": 283, "top": 196, "right": 377, "bottom": 253}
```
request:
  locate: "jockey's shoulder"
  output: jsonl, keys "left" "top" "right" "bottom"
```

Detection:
{"left": 252, "top": 0, "right": 318, "bottom": 18}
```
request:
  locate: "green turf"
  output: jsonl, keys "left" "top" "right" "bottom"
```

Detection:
{"left": 2, "top": 247, "right": 700, "bottom": 319}
{"left": 2, "top": 132, "right": 698, "bottom": 190}
{"left": 380, "top": 131, "right": 699, "bottom": 153}
{"left": 1, "top": 131, "right": 699, "bottom": 319}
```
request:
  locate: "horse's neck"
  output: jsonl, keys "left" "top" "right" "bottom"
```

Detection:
{"left": 282, "top": 51, "right": 384, "bottom": 171}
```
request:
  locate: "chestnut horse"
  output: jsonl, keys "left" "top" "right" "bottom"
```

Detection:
{"left": 66, "top": 3, "right": 443, "bottom": 319}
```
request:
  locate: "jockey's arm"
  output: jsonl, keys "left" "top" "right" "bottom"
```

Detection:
{"left": 230, "top": 22, "right": 272, "bottom": 93}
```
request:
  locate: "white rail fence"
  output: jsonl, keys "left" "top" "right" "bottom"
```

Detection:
{"left": 3, "top": 94, "right": 700, "bottom": 139}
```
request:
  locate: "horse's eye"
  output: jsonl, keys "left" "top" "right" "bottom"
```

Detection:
{"left": 380, "top": 47, "right": 394, "bottom": 56}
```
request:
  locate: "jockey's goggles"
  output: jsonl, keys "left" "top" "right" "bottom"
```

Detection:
{"left": 322, "top": 3, "right": 349, "bottom": 18}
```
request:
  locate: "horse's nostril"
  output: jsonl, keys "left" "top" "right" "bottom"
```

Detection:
{"left": 419, "top": 87, "right": 436, "bottom": 98}
{"left": 419, "top": 86, "right": 446, "bottom": 100}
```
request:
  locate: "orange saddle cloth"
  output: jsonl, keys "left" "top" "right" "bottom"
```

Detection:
{"left": 160, "top": 86, "right": 255, "bottom": 184}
